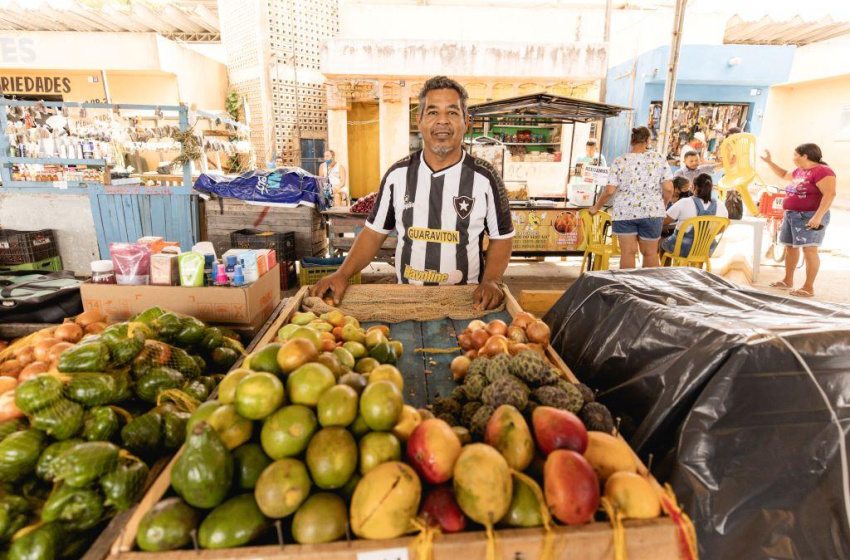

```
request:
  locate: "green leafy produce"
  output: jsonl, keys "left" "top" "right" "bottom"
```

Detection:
{"left": 0, "top": 429, "right": 47, "bottom": 483}
{"left": 101, "top": 455, "right": 149, "bottom": 511}
{"left": 53, "top": 441, "right": 119, "bottom": 488}
{"left": 65, "top": 373, "right": 117, "bottom": 407}
{"left": 172, "top": 422, "right": 233, "bottom": 509}
{"left": 81, "top": 406, "right": 120, "bottom": 442}
{"left": 15, "top": 375, "right": 64, "bottom": 415}
{"left": 57, "top": 341, "right": 110, "bottom": 373}
{"left": 41, "top": 483, "right": 104, "bottom": 531}
{"left": 31, "top": 398, "right": 85, "bottom": 441}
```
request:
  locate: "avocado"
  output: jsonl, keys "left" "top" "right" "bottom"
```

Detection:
{"left": 172, "top": 422, "right": 233, "bottom": 509}
{"left": 136, "top": 497, "right": 199, "bottom": 552}
{"left": 198, "top": 494, "right": 269, "bottom": 549}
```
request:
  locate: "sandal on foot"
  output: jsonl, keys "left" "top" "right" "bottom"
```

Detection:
{"left": 769, "top": 281, "right": 793, "bottom": 290}
{"left": 790, "top": 288, "right": 814, "bottom": 298}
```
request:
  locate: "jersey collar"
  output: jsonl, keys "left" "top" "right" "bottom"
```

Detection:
{"left": 420, "top": 150, "right": 466, "bottom": 177}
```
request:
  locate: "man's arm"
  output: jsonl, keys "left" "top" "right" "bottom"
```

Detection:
{"left": 589, "top": 185, "right": 617, "bottom": 215}
{"left": 474, "top": 237, "right": 513, "bottom": 310}
{"left": 309, "top": 228, "right": 387, "bottom": 304}
{"left": 339, "top": 165, "right": 347, "bottom": 189}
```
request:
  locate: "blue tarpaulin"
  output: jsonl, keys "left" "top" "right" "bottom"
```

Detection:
{"left": 193, "top": 168, "right": 329, "bottom": 210}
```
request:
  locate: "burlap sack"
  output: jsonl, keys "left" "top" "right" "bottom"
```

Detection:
{"left": 301, "top": 285, "right": 505, "bottom": 323}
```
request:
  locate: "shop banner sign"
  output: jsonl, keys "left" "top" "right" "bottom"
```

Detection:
{"left": 582, "top": 165, "right": 610, "bottom": 185}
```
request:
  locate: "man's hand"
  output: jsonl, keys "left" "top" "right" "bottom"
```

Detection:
{"left": 309, "top": 272, "right": 349, "bottom": 305}
{"left": 473, "top": 280, "right": 504, "bottom": 311}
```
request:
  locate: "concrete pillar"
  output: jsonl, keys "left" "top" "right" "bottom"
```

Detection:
{"left": 327, "top": 108, "right": 349, "bottom": 174}
{"left": 379, "top": 96, "right": 411, "bottom": 174}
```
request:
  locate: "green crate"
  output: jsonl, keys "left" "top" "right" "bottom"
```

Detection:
{"left": 298, "top": 261, "right": 361, "bottom": 286}
{"left": 0, "top": 255, "right": 63, "bottom": 273}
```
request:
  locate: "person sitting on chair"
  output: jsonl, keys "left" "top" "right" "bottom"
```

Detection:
{"left": 661, "top": 173, "right": 728, "bottom": 258}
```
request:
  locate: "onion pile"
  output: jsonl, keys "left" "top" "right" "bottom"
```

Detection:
{"left": 454, "top": 313, "right": 552, "bottom": 380}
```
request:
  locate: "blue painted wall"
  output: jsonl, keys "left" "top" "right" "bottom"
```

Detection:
{"left": 602, "top": 44, "right": 796, "bottom": 163}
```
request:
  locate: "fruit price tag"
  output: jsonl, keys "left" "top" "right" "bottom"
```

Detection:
{"left": 357, "top": 548, "right": 409, "bottom": 560}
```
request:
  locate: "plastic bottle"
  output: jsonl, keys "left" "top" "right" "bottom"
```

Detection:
{"left": 232, "top": 264, "right": 245, "bottom": 287}
{"left": 203, "top": 253, "right": 215, "bottom": 286}
{"left": 90, "top": 260, "right": 116, "bottom": 284}
{"left": 225, "top": 254, "right": 238, "bottom": 282}
{"left": 215, "top": 263, "right": 229, "bottom": 286}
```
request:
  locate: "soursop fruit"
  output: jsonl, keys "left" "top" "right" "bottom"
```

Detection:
{"left": 482, "top": 376, "right": 528, "bottom": 411}
{"left": 537, "top": 367, "right": 562, "bottom": 386}
{"left": 461, "top": 401, "right": 483, "bottom": 426}
{"left": 485, "top": 354, "right": 512, "bottom": 383}
{"left": 469, "top": 404, "right": 495, "bottom": 440}
{"left": 579, "top": 402, "right": 614, "bottom": 433}
{"left": 532, "top": 384, "right": 583, "bottom": 414}
{"left": 450, "top": 385, "right": 467, "bottom": 403}
{"left": 575, "top": 383, "right": 595, "bottom": 404}
{"left": 509, "top": 351, "right": 549, "bottom": 386}
{"left": 432, "top": 397, "right": 462, "bottom": 418}
{"left": 437, "top": 413, "right": 459, "bottom": 427}
{"left": 463, "top": 374, "right": 488, "bottom": 401}
{"left": 467, "top": 358, "right": 489, "bottom": 378}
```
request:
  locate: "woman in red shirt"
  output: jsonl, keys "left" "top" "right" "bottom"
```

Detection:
{"left": 761, "top": 143, "right": 837, "bottom": 297}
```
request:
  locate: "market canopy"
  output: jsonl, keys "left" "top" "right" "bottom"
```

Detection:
{"left": 468, "top": 94, "right": 630, "bottom": 124}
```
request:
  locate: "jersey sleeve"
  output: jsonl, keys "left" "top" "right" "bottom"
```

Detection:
{"left": 485, "top": 172, "right": 515, "bottom": 240}
{"left": 365, "top": 172, "right": 396, "bottom": 234}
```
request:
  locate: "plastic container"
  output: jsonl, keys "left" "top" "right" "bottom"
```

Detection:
{"left": 0, "top": 229, "right": 59, "bottom": 265}
{"left": 178, "top": 252, "right": 205, "bottom": 287}
{"left": 109, "top": 243, "right": 151, "bottom": 286}
{"left": 90, "top": 260, "right": 116, "bottom": 284}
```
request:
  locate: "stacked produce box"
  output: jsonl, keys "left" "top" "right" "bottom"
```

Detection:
{"left": 123, "top": 290, "right": 682, "bottom": 559}
{"left": 0, "top": 307, "right": 246, "bottom": 559}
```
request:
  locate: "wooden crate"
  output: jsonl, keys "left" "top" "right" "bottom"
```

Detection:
{"left": 205, "top": 199, "right": 328, "bottom": 260}
{"left": 324, "top": 209, "right": 396, "bottom": 262}
{"left": 108, "top": 286, "right": 684, "bottom": 560}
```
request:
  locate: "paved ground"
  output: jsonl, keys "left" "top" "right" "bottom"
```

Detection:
{"left": 355, "top": 205, "right": 850, "bottom": 307}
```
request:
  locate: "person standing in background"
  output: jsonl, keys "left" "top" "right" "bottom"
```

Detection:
{"left": 576, "top": 139, "right": 607, "bottom": 167}
{"left": 589, "top": 126, "right": 673, "bottom": 269}
{"left": 762, "top": 143, "right": 836, "bottom": 298}
{"left": 320, "top": 150, "right": 348, "bottom": 206}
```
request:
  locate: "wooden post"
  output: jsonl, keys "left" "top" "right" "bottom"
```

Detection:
{"left": 657, "top": 0, "right": 687, "bottom": 156}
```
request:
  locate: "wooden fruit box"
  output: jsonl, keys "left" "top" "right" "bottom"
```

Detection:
{"left": 108, "top": 285, "right": 685, "bottom": 560}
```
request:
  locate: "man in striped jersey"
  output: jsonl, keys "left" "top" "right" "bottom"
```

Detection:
{"left": 311, "top": 76, "right": 515, "bottom": 310}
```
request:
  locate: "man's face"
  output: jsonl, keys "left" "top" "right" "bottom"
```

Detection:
{"left": 684, "top": 154, "right": 699, "bottom": 170}
{"left": 324, "top": 151, "right": 333, "bottom": 162}
{"left": 586, "top": 144, "right": 597, "bottom": 158}
{"left": 274, "top": 157, "right": 283, "bottom": 167}
{"left": 418, "top": 88, "right": 468, "bottom": 157}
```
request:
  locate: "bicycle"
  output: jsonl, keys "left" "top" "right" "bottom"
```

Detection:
{"left": 757, "top": 185, "right": 787, "bottom": 263}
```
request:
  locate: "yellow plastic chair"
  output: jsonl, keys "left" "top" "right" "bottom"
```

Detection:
{"left": 717, "top": 133, "right": 763, "bottom": 216}
{"left": 661, "top": 216, "right": 730, "bottom": 271}
{"left": 579, "top": 209, "right": 620, "bottom": 272}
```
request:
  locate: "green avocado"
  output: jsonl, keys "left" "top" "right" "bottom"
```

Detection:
{"left": 135, "top": 367, "right": 185, "bottom": 403}
{"left": 52, "top": 441, "right": 119, "bottom": 488}
{"left": 81, "top": 406, "right": 120, "bottom": 442}
{"left": 232, "top": 443, "right": 272, "bottom": 491}
{"left": 198, "top": 494, "right": 268, "bottom": 549}
{"left": 0, "top": 430, "right": 47, "bottom": 483}
{"left": 136, "top": 497, "right": 199, "bottom": 552}
{"left": 101, "top": 454, "right": 150, "bottom": 511}
{"left": 36, "top": 440, "right": 83, "bottom": 482}
{"left": 7, "top": 521, "right": 64, "bottom": 560}
{"left": 31, "top": 398, "right": 85, "bottom": 441}
{"left": 41, "top": 483, "right": 104, "bottom": 531}
{"left": 66, "top": 373, "right": 117, "bottom": 407}
{"left": 172, "top": 422, "right": 233, "bottom": 509}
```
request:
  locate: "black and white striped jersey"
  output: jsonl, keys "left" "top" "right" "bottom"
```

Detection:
{"left": 366, "top": 150, "right": 514, "bottom": 285}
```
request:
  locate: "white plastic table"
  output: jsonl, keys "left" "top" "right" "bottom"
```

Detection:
{"left": 727, "top": 216, "right": 766, "bottom": 282}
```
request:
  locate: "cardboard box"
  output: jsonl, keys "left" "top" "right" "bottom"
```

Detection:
{"left": 81, "top": 264, "right": 281, "bottom": 331}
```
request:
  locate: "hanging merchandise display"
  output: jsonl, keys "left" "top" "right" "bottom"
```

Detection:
{"left": 647, "top": 101, "right": 749, "bottom": 160}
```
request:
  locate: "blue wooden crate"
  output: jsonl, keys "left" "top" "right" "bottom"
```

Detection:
{"left": 88, "top": 185, "right": 200, "bottom": 258}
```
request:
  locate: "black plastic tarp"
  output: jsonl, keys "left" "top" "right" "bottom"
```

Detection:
{"left": 544, "top": 268, "right": 850, "bottom": 560}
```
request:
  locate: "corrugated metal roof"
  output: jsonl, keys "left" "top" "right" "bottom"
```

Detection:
{"left": 725, "top": 14, "right": 850, "bottom": 46}
{"left": 469, "top": 93, "right": 629, "bottom": 123}
{"left": 0, "top": 0, "right": 220, "bottom": 42}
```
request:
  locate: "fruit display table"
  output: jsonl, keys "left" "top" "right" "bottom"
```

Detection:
{"left": 107, "top": 286, "right": 685, "bottom": 560}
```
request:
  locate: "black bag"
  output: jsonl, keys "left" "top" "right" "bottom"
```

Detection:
{"left": 725, "top": 190, "right": 744, "bottom": 220}
{"left": 0, "top": 271, "right": 83, "bottom": 323}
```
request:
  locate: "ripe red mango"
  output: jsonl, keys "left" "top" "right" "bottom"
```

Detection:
{"left": 420, "top": 484, "right": 467, "bottom": 533}
{"left": 544, "top": 449, "right": 599, "bottom": 525}
{"left": 406, "top": 419, "right": 462, "bottom": 484}
{"left": 532, "top": 406, "right": 588, "bottom": 455}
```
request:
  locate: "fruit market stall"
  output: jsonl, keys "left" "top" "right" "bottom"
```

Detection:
{"left": 545, "top": 268, "right": 850, "bottom": 560}
{"left": 105, "top": 285, "right": 693, "bottom": 560}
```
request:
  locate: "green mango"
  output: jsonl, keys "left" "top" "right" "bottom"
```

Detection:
{"left": 172, "top": 422, "right": 233, "bottom": 509}
{"left": 57, "top": 341, "right": 110, "bottom": 373}
{"left": 182, "top": 379, "right": 210, "bottom": 403}
{"left": 53, "top": 441, "right": 119, "bottom": 488}
{"left": 101, "top": 455, "right": 149, "bottom": 511}
{"left": 198, "top": 494, "right": 268, "bottom": 549}
{"left": 174, "top": 317, "right": 207, "bottom": 347}
{"left": 109, "top": 369, "right": 133, "bottom": 403}
{"left": 206, "top": 404, "right": 252, "bottom": 450}
{"left": 135, "top": 367, "right": 185, "bottom": 404}
{"left": 81, "top": 407, "right": 120, "bottom": 442}
{"left": 232, "top": 443, "right": 272, "bottom": 491}
{"left": 154, "top": 312, "right": 184, "bottom": 338}
{"left": 222, "top": 337, "right": 245, "bottom": 355}
{"left": 7, "top": 521, "right": 64, "bottom": 560}
{"left": 41, "top": 483, "right": 104, "bottom": 531}
{"left": 31, "top": 399, "right": 84, "bottom": 441}
{"left": 169, "top": 347, "right": 201, "bottom": 379}
{"left": 36, "top": 440, "right": 82, "bottom": 482}
{"left": 200, "top": 327, "right": 224, "bottom": 353}
{"left": 65, "top": 373, "right": 116, "bottom": 407}
{"left": 185, "top": 400, "right": 222, "bottom": 437}
{"left": 369, "top": 341, "right": 398, "bottom": 365}
{"left": 15, "top": 375, "right": 63, "bottom": 415}
{"left": 0, "top": 430, "right": 47, "bottom": 483}
{"left": 0, "top": 419, "right": 25, "bottom": 442}
{"left": 0, "top": 495, "right": 29, "bottom": 542}
{"left": 136, "top": 497, "right": 199, "bottom": 552}
{"left": 121, "top": 411, "right": 162, "bottom": 457}
{"left": 133, "top": 307, "right": 166, "bottom": 326}
{"left": 162, "top": 409, "right": 190, "bottom": 450}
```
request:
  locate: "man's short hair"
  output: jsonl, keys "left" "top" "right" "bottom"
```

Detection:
{"left": 672, "top": 176, "right": 690, "bottom": 191}
{"left": 682, "top": 149, "right": 699, "bottom": 159}
{"left": 586, "top": 139, "right": 598, "bottom": 147}
{"left": 418, "top": 76, "right": 469, "bottom": 120}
